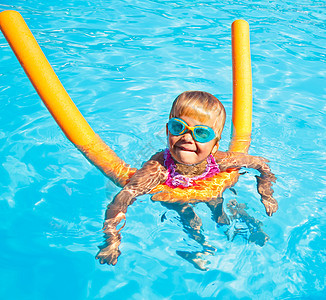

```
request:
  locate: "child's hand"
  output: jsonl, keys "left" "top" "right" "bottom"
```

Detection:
{"left": 96, "top": 213, "right": 125, "bottom": 265}
{"left": 96, "top": 239, "right": 121, "bottom": 265}
{"left": 256, "top": 175, "right": 278, "bottom": 216}
{"left": 261, "top": 196, "right": 278, "bottom": 216}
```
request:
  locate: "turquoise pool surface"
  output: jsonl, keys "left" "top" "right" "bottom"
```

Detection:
{"left": 0, "top": 0, "right": 325, "bottom": 299}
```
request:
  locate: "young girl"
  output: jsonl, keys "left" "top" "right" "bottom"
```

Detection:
{"left": 96, "top": 91, "right": 278, "bottom": 266}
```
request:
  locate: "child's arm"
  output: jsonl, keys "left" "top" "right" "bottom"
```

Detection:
{"left": 214, "top": 151, "right": 278, "bottom": 216}
{"left": 108, "top": 152, "right": 167, "bottom": 215}
{"left": 97, "top": 152, "right": 167, "bottom": 265}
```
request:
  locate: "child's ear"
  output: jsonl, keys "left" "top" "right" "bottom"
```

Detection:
{"left": 211, "top": 142, "right": 219, "bottom": 154}
{"left": 166, "top": 123, "right": 169, "bottom": 136}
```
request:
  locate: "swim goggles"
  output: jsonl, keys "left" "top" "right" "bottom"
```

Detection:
{"left": 167, "top": 117, "right": 216, "bottom": 143}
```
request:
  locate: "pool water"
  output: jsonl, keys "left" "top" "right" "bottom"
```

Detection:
{"left": 0, "top": 0, "right": 325, "bottom": 299}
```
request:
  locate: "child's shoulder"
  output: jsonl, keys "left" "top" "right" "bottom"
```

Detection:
{"left": 212, "top": 150, "right": 229, "bottom": 161}
{"left": 149, "top": 150, "right": 165, "bottom": 165}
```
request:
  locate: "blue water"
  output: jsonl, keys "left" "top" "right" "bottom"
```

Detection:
{"left": 0, "top": 0, "right": 325, "bottom": 299}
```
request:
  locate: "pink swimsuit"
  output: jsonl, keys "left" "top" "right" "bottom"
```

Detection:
{"left": 163, "top": 148, "right": 220, "bottom": 188}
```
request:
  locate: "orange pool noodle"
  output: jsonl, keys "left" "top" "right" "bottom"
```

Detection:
{"left": 0, "top": 11, "right": 252, "bottom": 202}
{"left": 230, "top": 19, "right": 252, "bottom": 153}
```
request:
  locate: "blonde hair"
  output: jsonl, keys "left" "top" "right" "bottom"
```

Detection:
{"left": 169, "top": 91, "right": 226, "bottom": 140}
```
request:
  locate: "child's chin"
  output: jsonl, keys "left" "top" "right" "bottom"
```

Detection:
{"left": 175, "top": 151, "right": 199, "bottom": 165}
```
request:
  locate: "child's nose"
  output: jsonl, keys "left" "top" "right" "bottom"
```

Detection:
{"left": 181, "top": 131, "right": 194, "bottom": 142}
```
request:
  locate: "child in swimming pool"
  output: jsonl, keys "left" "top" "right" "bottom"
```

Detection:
{"left": 96, "top": 91, "right": 278, "bottom": 265}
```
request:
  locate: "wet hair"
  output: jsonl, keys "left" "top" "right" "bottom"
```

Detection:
{"left": 169, "top": 91, "right": 226, "bottom": 140}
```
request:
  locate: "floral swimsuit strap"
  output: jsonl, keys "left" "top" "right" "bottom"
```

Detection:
{"left": 163, "top": 148, "right": 220, "bottom": 188}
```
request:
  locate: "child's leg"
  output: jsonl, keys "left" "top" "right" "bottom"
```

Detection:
{"left": 161, "top": 202, "right": 216, "bottom": 271}
{"left": 206, "top": 197, "right": 230, "bottom": 225}
{"left": 161, "top": 202, "right": 205, "bottom": 244}
{"left": 226, "top": 199, "right": 269, "bottom": 246}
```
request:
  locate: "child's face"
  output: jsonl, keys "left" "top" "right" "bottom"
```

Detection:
{"left": 167, "top": 115, "right": 218, "bottom": 165}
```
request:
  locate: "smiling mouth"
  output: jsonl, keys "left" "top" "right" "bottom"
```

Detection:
{"left": 177, "top": 146, "right": 196, "bottom": 152}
